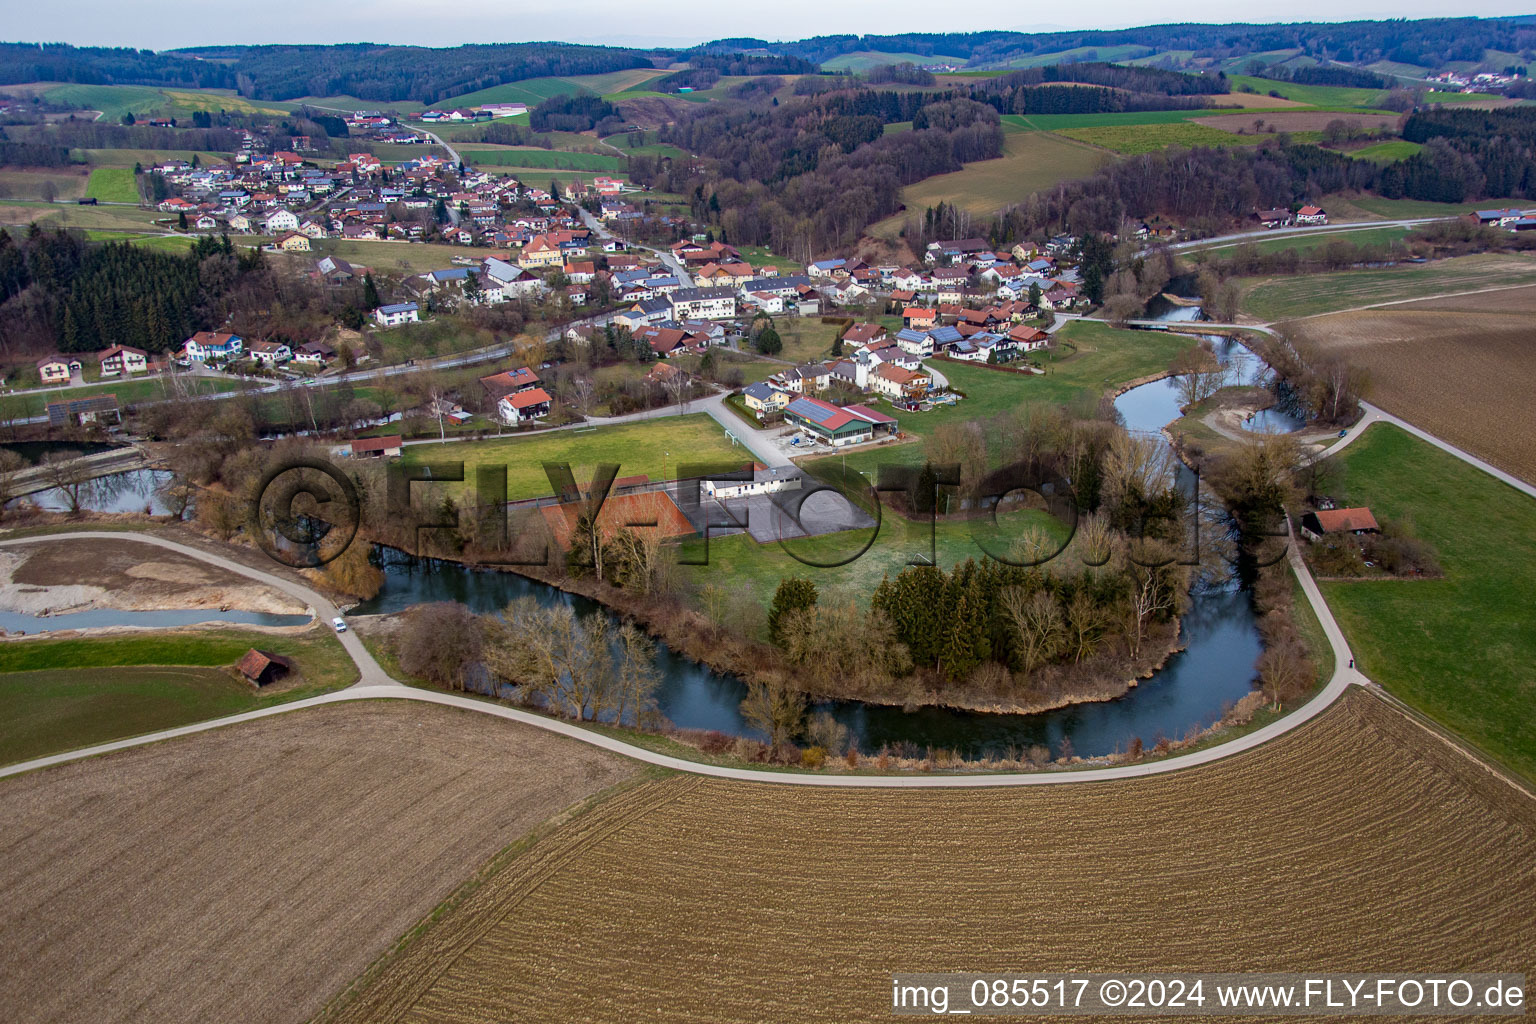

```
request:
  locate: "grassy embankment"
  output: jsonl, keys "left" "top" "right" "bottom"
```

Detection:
{"left": 1319, "top": 423, "right": 1536, "bottom": 782}
{"left": 0, "top": 627, "right": 357, "bottom": 765}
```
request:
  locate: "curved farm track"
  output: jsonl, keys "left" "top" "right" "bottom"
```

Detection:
{"left": 324, "top": 689, "right": 1536, "bottom": 1023}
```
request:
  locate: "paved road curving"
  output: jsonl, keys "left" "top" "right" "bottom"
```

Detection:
{"left": 0, "top": 526, "right": 1362, "bottom": 787}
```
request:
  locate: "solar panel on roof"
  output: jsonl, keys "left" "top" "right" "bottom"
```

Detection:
{"left": 787, "top": 398, "right": 836, "bottom": 424}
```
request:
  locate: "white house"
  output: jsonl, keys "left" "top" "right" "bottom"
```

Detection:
{"left": 496, "top": 387, "right": 553, "bottom": 424}
{"left": 669, "top": 286, "right": 737, "bottom": 321}
{"left": 263, "top": 209, "right": 300, "bottom": 234}
{"left": 183, "top": 331, "right": 244, "bottom": 361}
{"left": 374, "top": 302, "right": 420, "bottom": 327}
{"left": 97, "top": 345, "right": 148, "bottom": 376}
{"left": 37, "top": 354, "right": 80, "bottom": 383}
{"left": 248, "top": 340, "right": 293, "bottom": 365}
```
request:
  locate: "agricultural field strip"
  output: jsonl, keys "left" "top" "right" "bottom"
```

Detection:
{"left": 323, "top": 690, "right": 1536, "bottom": 1024}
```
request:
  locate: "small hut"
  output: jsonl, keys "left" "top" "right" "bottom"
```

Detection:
{"left": 237, "top": 649, "right": 291, "bottom": 687}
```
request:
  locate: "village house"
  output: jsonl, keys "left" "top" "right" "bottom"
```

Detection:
{"left": 479, "top": 366, "right": 541, "bottom": 402}
{"left": 742, "top": 381, "right": 792, "bottom": 416}
{"left": 1295, "top": 205, "right": 1328, "bottom": 226}
{"left": 97, "top": 345, "right": 148, "bottom": 376}
{"left": 497, "top": 387, "right": 553, "bottom": 425}
{"left": 1255, "top": 208, "right": 1293, "bottom": 229}
{"left": 374, "top": 302, "right": 420, "bottom": 327}
{"left": 274, "top": 232, "right": 311, "bottom": 252}
{"left": 842, "top": 323, "right": 888, "bottom": 349}
{"left": 182, "top": 331, "right": 244, "bottom": 361}
{"left": 294, "top": 340, "right": 337, "bottom": 366}
{"left": 670, "top": 286, "right": 737, "bottom": 321}
{"left": 263, "top": 209, "right": 300, "bottom": 234}
{"left": 902, "top": 306, "right": 938, "bottom": 330}
{"left": 36, "top": 354, "right": 81, "bottom": 383}
{"left": 870, "top": 363, "right": 931, "bottom": 400}
{"left": 248, "top": 340, "right": 293, "bottom": 365}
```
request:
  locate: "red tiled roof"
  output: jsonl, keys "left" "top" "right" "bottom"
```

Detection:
{"left": 352, "top": 435, "right": 403, "bottom": 453}
{"left": 1312, "top": 507, "right": 1378, "bottom": 533}
{"left": 505, "top": 387, "right": 552, "bottom": 410}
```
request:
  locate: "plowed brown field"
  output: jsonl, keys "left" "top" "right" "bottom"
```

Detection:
{"left": 0, "top": 702, "right": 635, "bottom": 1024}
{"left": 324, "top": 691, "right": 1536, "bottom": 1024}
{"left": 1283, "top": 309, "right": 1536, "bottom": 483}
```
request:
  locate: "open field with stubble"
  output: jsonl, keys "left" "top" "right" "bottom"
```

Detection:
{"left": 1284, "top": 307, "right": 1536, "bottom": 483}
{"left": 324, "top": 690, "right": 1536, "bottom": 1023}
{"left": 1237, "top": 253, "right": 1536, "bottom": 321}
{"left": 0, "top": 701, "right": 637, "bottom": 1024}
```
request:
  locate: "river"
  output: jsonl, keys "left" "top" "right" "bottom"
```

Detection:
{"left": 353, "top": 306, "right": 1291, "bottom": 758}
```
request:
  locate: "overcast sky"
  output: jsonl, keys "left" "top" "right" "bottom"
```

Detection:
{"left": 10, "top": 0, "right": 1536, "bottom": 50}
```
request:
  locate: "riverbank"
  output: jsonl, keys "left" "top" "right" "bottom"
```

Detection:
{"left": 362, "top": 532, "right": 1197, "bottom": 722}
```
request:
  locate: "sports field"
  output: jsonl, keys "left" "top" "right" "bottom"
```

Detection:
{"left": 1319, "top": 424, "right": 1536, "bottom": 780}
{"left": 0, "top": 701, "right": 637, "bottom": 1024}
{"left": 324, "top": 690, "right": 1536, "bottom": 1022}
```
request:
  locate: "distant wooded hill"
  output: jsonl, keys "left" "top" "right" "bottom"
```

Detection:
{"left": 705, "top": 18, "right": 1536, "bottom": 72}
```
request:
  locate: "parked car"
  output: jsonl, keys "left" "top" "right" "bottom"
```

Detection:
{"left": 332, "top": 616, "right": 347, "bottom": 632}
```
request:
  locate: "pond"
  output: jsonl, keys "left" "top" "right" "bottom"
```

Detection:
{"left": 10, "top": 469, "right": 179, "bottom": 516}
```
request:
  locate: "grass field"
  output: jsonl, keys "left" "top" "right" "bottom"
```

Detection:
{"left": 0, "top": 626, "right": 357, "bottom": 765}
{"left": 40, "top": 82, "right": 168, "bottom": 118}
{"left": 434, "top": 69, "right": 671, "bottom": 110}
{"left": 680, "top": 508, "right": 1065, "bottom": 628}
{"left": 0, "top": 168, "right": 88, "bottom": 200}
{"left": 74, "top": 147, "right": 233, "bottom": 167}
{"left": 401, "top": 414, "right": 749, "bottom": 501}
{"left": 1349, "top": 140, "right": 1423, "bottom": 163}
{"left": 1194, "top": 224, "right": 1410, "bottom": 256}
{"left": 81, "top": 230, "right": 197, "bottom": 252}
{"left": 894, "top": 127, "right": 1104, "bottom": 219}
{"left": 1058, "top": 122, "right": 1254, "bottom": 154}
{"left": 84, "top": 166, "right": 139, "bottom": 203}
{"left": 1319, "top": 424, "right": 1536, "bottom": 781}
{"left": 1193, "top": 111, "right": 1401, "bottom": 134}
{"left": 1236, "top": 252, "right": 1536, "bottom": 321}
{"left": 821, "top": 51, "right": 968, "bottom": 72}
{"left": 1284, "top": 306, "right": 1536, "bottom": 483}
{"left": 0, "top": 701, "right": 636, "bottom": 1024}
{"left": 0, "top": 374, "right": 245, "bottom": 421}
{"left": 1225, "top": 74, "right": 1389, "bottom": 109}
{"left": 306, "top": 237, "right": 504, "bottom": 275}
{"left": 324, "top": 689, "right": 1536, "bottom": 1022}
{"left": 1339, "top": 194, "right": 1532, "bottom": 220}
{"left": 456, "top": 147, "right": 624, "bottom": 171}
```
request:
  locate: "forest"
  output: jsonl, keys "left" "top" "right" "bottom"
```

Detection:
{"left": 0, "top": 42, "right": 655, "bottom": 105}
{"left": 706, "top": 18, "right": 1536, "bottom": 70}
{"left": 0, "top": 229, "right": 276, "bottom": 357}
{"left": 655, "top": 95, "right": 1002, "bottom": 254}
